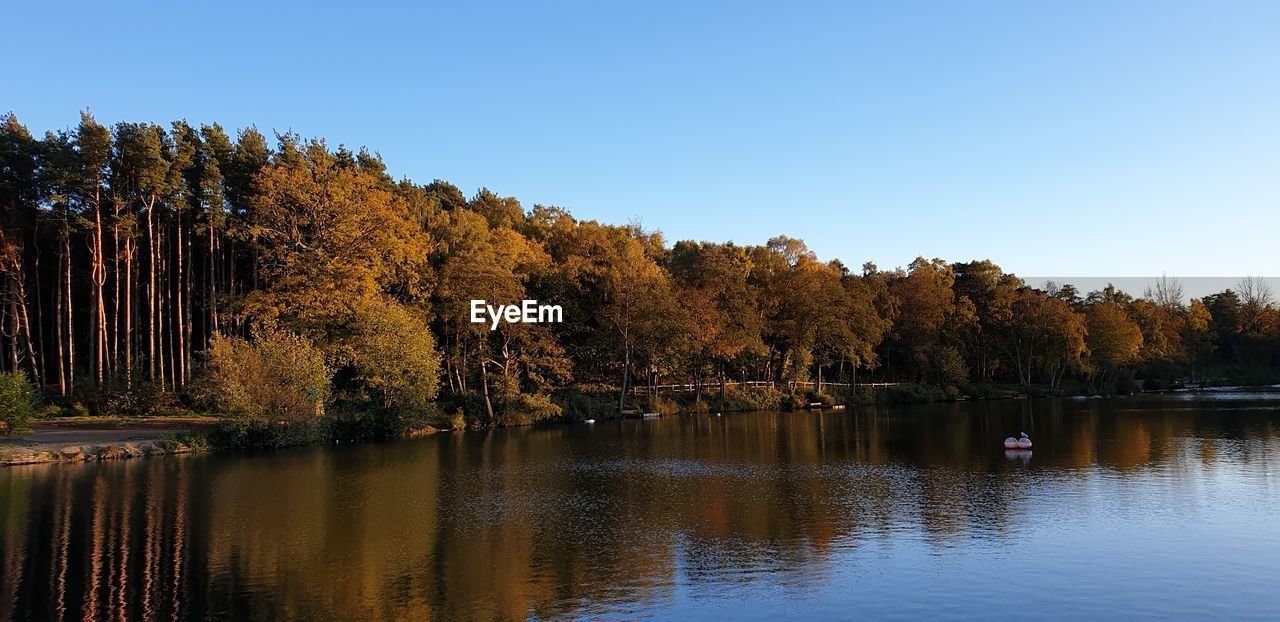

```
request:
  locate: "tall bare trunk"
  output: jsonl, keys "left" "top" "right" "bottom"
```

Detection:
{"left": 618, "top": 338, "right": 631, "bottom": 415}
{"left": 15, "top": 277, "right": 41, "bottom": 385}
{"left": 54, "top": 236, "right": 66, "bottom": 395}
{"left": 157, "top": 227, "right": 170, "bottom": 391}
{"left": 208, "top": 226, "right": 218, "bottom": 339}
{"left": 479, "top": 359, "right": 495, "bottom": 422}
{"left": 64, "top": 232, "right": 74, "bottom": 393}
{"left": 32, "top": 233, "right": 45, "bottom": 390}
{"left": 122, "top": 238, "right": 134, "bottom": 386}
{"left": 146, "top": 200, "right": 157, "bottom": 382}
{"left": 92, "top": 206, "right": 107, "bottom": 385}
{"left": 7, "top": 302, "right": 18, "bottom": 373}
{"left": 175, "top": 216, "right": 186, "bottom": 385}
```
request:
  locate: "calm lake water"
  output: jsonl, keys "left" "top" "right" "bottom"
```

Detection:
{"left": 3, "top": 394, "right": 1280, "bottom": 620}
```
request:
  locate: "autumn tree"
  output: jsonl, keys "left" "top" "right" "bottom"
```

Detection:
{"left": 1006, "top": 289, "right": 1087, "bottom": 391}
{"left": 1085, "top": 300, "right": 1143, "bottom": 393}
{"left": 245, "top": 139, "right": 422, "bottom": 330}
{"left": 884, "top": 258, "right": 962, "bottom": 382}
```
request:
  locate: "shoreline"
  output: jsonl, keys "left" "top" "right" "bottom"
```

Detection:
{"left": 0, "top": 418, "right": 215, "bottom": 467}
{"left": 5, "top": 384, "right": 1277, "bottom": 468}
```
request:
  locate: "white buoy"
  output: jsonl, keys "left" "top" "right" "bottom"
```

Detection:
{"left": 585, "top": 419, "right": 595, "bottom": 424}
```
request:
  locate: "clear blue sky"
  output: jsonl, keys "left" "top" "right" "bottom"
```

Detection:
{"left": 6, "top": 1, "right": 1277, "bottom": 278}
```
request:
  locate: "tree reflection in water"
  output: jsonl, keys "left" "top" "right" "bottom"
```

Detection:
{"left": 3, "top": 395, "right": 1279, "bottom": 620}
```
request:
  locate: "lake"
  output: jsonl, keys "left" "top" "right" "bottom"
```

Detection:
{"left": 3, "top": 394, "right": 1280, "bottom": 620}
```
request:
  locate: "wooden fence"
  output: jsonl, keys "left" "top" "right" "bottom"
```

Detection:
{"left": 628, "top": 380, "right": 897, "bottom": 395}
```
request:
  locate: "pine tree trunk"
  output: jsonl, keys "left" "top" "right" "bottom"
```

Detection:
{"left": 93, "top": 207, "right": 107, "bottom": 385}
{"left": 123, "top": 238, "right": 133, "bottom": 386}
{"left": 31, "top": 235, "right": 45, "bottom": 390}
{"left": 54, "top": 237, "right": 66, "bottom": 395}
{"left": 146, "top": 200, "right": 157, "bottom": 382}
{"left": 158, "top": 227, "right": 170, "bottom": 391}
{"left": 7, "top": 302, "right": 18, "bottom": 373}
{"left": 176, "top": 216, "right": 186, "bottom": 386}
{"left": 64, "top": 233, "right": 74, "bottom": 394}
{"left": 111, "top": 213, "right": 120, "bottom": 373}
{"left": 208, "top": 226, "right": 218, "bottom": 339}
{"left": 14, "top": 276, "right": 41, "bottom": 385}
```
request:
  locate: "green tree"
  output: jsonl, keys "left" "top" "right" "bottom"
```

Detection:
{"left": 347, "top": 299, "right": 442, "bottom": 413}
{"left": 0, "top": 371, "right": 38, "bottom": 435}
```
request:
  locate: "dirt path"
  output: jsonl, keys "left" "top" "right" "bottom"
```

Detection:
{"left": 1, "top": 418, "right": 217, "bottom": 465}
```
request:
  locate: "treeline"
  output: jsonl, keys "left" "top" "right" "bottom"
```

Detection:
{"left": 1, "top": 112, "right": 1278, "bottom": 429}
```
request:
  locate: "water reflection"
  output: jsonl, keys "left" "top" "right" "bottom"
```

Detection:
{"left": 2, "top": 396, "right": 1279, "bottom": 620}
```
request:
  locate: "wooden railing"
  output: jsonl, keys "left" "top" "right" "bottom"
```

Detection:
{"left": 628, "top": 380, "right": 897, "bottom": 395}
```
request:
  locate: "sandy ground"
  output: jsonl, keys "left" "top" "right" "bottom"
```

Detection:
{"left": 1, "top": 418, "right": 215, "bottom": 456}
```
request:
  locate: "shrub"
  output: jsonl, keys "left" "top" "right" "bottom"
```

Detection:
{"left": 82, "top": 374, "right": 174, "bottom": 418}
{"left": 707, "top": 384, "right": 795, "bottom": 411}
{"left": 553, "top": 386, "right": 618, "bottom": 422}
{"left": 324, "top": 399, "right": 447, "bottom": 441}
{"left": 1114, "top": 370, "right": 1140, "bottom": 395}
{"left": 157, "top": 431, "right": 211, "bottom": 452}
{"left": 884, "top": 383, "right": 947, "bottom": 404}
{"left": 641, "top": 396, "right": 679, "bottom": 416}
{"left": 498, "top": 392, "right": 563, "bottom": 427}
{"left": 809, "top": 391, "right": 838, "bottom": 406}
{"left": 194, "top": 330, "right": 331, "bottom": 423}
{"left": 959, "top": 383, "right": 1010, "bottom": 400}
{"left": 347, "top": 299, "right": 442, "bottom": 413}
{"left": 204, "top": 418, "right": 327, "bottom": 450}
{"left": 0, "top": 372, "right": 38, "bottom": 435}
{"left": 849, "top": 383, "right": 948, "bottom": 405}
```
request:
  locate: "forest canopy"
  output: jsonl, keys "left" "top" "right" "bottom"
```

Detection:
{"left": 1, "top": 112, "right": 1278, "bottom": 430}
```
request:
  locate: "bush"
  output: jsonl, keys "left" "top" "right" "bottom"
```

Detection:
{"left": 82, "top": 374, "right": 174, "bottom": 418}
{"left": 324, "top": 398, "right": 448, "bottom": 441}
{"left": 204, "top": 418, "right": 327, "bottom": 450}
{"left": 439, "top": 390, "right": 565, "bottom": 427}
{"left": 707, "top": 384, "right": 795, "bottom": 411}
{"left": 959, "top": 383, "right": 1014, "bottom": 400}
{"left": 193, "top": 330, "right": 331, "bottom": 423}
{"left": 885, "top": 383, "right": 947, "bottom": 404}
{"left": 1114, "top": 369, "right": 1140, "bottom": 395}
{"left": 157, "top": 431, "right": 211, "bottom": 452}
{"left": 347, "top": 299, "right": 442, "bottom": 412}
{"left": 641, "top": 396, "right": 679, "bottom": 416}
{"left": 498, "top": 392, "right": 562, "bottom": 427}
{"left": 553, "top": 385, "right": 618, "bottom": 422}
{"left": 809, "top": 391, "right": 838, "bottom": 406}
{"left": 0, "top": 372, "right": 38, "bottom": 435}
{"left": 850, "top": 383, "right": 947, "bottom": 405}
